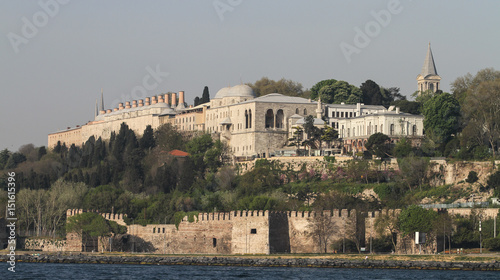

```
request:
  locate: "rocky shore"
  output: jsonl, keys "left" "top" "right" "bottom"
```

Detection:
{"left": 2, "top": 254, "right": 500, "bottom": 271}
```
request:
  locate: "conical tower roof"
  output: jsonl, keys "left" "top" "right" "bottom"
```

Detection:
{"left": 421, "top": 43, "right": 438, "bottom": 77}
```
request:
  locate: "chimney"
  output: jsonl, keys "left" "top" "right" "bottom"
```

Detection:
{"left": 106, "top": 109, "right": 112, "bottom": 113}
{"left": 125, "top": 101, "right": 131, "bottom": 109}
{"left": 113, "top": 108, "right": 118, "bottom": 112}
{"left": 119, "top": 103, "right": 124, "bottom": 110}
{"left": 396, "top": 107, "right": 400, "bottom": 114}
{"left": 145, "top": 97, "right": 150, "bottom": 106}
{"left": 132, "top": 100, "right": 137, "bottom": 108}
{"left": 164, "top": 94, "right": 169, "bottom": 105}
{"left": 179, "top": 91, "right": 185, "bottom": 105}
{"left": 152, "top": 96, "right": 157, "bottom": 105}
{"left": 158, "top": 95, "right": 164, "bottom": 103}
{"left": 138, "top": 99, "right": 144, "bottom": 107}
{"left": 356, "top": 103, "right": 362, "bottom": 116}
{"left": 171, "top": 93, "right": 177, "bottom": 106}
{"left": 100, "top": 110, "right": 106, "bottom": 114}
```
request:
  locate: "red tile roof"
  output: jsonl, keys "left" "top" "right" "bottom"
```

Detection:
{"left": 168, "top": 149, "right": 190, "bottom": 157}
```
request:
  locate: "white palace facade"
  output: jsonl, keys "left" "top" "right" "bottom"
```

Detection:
{"left": 48, "top": 45, "right": 437, "bottom": 156}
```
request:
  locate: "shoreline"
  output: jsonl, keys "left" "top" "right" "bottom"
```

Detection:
{"left": 2, "top": 253, "right": 500, "bottom": 271}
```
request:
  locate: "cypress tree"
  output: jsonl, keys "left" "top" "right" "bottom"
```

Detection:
{"left": 201, "top": 86, "right": 210, "bottom": 104}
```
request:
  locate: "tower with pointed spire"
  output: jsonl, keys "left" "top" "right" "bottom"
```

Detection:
{"left": 416, "top": 43, "right": 441, "bottom": 93}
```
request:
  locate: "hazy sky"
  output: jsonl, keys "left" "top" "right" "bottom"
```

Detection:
{"left": 1, "top": 0, "right": 499, "bottom": 150}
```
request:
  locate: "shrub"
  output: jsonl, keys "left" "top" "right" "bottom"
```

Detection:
{"left": 466, "top": 171, "right": 479, "bottom": 184}
{"left": 484, "top": 237, "right": 500, "bottom": 251}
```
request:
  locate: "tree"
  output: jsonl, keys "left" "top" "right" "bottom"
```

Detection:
{"left": 155, "top": 123, "right": 184, "bottom": 152}
{"left": 4, "top": 152, "right": 26, "bottom": 169}
{"left": 201, "top": 86, "right": 210, "bottom": 104}
{"left": 374, "top": 210, "right": 399, "bottom": 252}
{"left": 311, "top": 80, "right": 362, "bottom": 104}
{"left": 321, "top": 126, "right": 338, "bottom": 148}
{"left": 0, "top": 148, "right": 11, "bottom": 169}
{"left": 193, "top": 96, "right": 200, "bottom": 106}
{"left": 451, "top": 68, "right": 500, "bottom": 107}
{"left": 140, "top": 125, "right": 156, "bottom": 150}
{"left": 397, "top": 156, "right": 429, "bottom": 190}
{"left": 398, "top": 205, "right": 438, "bottom": 237}
{"left": 422, "top": 92, "right": 461, "bottom": 149}
{"left": 308, "top": 211, "right": 338, "bottom": 253}
{"left": 360, "top": 80, "right": 383, "bottom": 105}
{"left": 365, "top": 133, "right": 391, "bottom": 158}
{"left": 247, "top": 77, "right": 305, "bottom": 97}
{"left": 390, "top": 100, "right": 421, "bottom": 115}
{"left": 381, "top": 87, "right": 405, "bottom": 106}
{"left": 462, "top": 78, "right": 500, "bottom": 159}
{"left": 393, "top": 137, "right": 413, "bottom": 158}
{"left": 288, "top": 126, "right": 304, "bottom": 154}
{"left": 66, "top": 212, "right": 127, "bottom": 252}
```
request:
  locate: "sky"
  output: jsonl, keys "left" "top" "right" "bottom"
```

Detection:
{"left": 1, "top": 0, "right": 500, "bottom": 151}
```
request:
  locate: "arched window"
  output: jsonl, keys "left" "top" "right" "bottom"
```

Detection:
{"left": 303, "top": 109, "right": 307, "bottom": 115}
{"left": 265, "top": 109, "right": 274, "bottom": 128}
{"left": 245, "top": 110, "right": 249, "bottom": 129}
{"left": 249, "top": 109, "right": 252, "bottom": 128}
{"left": 295, "top": 108, "right": 299, "bottom": 114}
{"left": 275, "top": 109, "right": 284, "bottom": 129}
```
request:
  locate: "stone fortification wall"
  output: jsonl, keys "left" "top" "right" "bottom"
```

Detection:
{"left": 66, "top": 209, "right": 127, "bottom": 226}
{"left": 22, "top": 237, "right": 67, "bottom": 252}
{"left": 442, "top": 208, "right": 499, "bottom": 219}
{"left": 428, "top": 160, "right": 498, "bottom": 186}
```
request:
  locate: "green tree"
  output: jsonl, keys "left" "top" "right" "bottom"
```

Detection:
{"left": 4, "top": 152, "right": 26, "bottom": 169}
{"left": 0, "top": 148, "right": 11, "bottom": 169}
{"left": 321, "top": 126, "right": 338, "bottom": 148}
{"left": 390, "top": 100, "right": 421, "bottom": 115}
{"left": 310, "top": 79, "right": 362, "bottom": 104}
{"left": 462, "top": 78, "right": 500, "bottom": 159}
{"left": 247, "top": 77, "right": 305, "bottom": 97}
{"left": 365, "top": 133, "right": 391, "bottom": 158}
{"left": 140, "top": 125, "right": 156, "bottom": 150}
{"left": 201, "top": 86, "right": 210, "bottom": 104}
{"left": 66, "top": 212, "right": 127, "bottom": 252}
{"left": 393, "top": 137, "right": 413, "bottom": 158}
{"left": 360, "top": 79, "right": 383, "bottom": 105}
{"left": 193, "top": 96, "right": 200, "bottom": 106}
{"left": 155, "top": 123, "right": 184, "bottom": 152}
{"left": 374, "top": 210, "right": 399, "bottom": 251}
{"left": 398, "top": 205, "right": 438, "bottom": 237}
{"left": 422, "top": 92, "right": 461, "bottom": 149}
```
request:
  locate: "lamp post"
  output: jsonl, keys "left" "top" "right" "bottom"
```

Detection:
{"left": 479, "top": 220, "right": 482, "bottom": 254}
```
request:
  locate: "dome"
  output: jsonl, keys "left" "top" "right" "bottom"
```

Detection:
{"left": 214, "top": 87, "right": 231, "bottom": 99}
{"left": 229, "top": 84, "right": 255, "bottom": 98}
{"left": 214, "top": 85, "right": 256, "bottom": 99}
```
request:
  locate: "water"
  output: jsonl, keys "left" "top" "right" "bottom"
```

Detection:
{"left": 1, "top": 262, "right": 498, "bottom": 280}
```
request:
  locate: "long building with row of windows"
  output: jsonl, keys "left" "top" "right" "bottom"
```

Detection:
{"left": 48, "top": 44, "right": 440, "bottom": 156}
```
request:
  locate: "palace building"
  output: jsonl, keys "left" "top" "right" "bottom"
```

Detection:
{"left": 48, "top": 44, "right": 434, "bottom": 156}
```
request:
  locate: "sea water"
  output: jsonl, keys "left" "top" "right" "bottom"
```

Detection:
{"left": 1, "top": 262, "right": 498, "bottom": 280}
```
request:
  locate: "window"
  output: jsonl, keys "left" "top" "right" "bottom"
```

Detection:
{"left": 265, "top": 109, "right": 274, "bottom": 128}
{"left": 213, "top": 238, "right": 217, "bottom": 247}
{"left": 250, "top": 229, "right": 257, "bottom": 234}
{"left": 153, "top": 228, "right": 156, "bottom": 233}
{"left": 303, "top": 109, "right": 307, "bottom": 115}
{"left": 249, "top": 109, "right": 252, "bottom": 128}
{"left": 296, "top": 108, "right": 299, "bottom": 114}
{"left": 413, "top": 125, "right": 417, "bottom": 136}
{"left": 276, "top": 109, "right": 284, "bottom": 128}
{"left": 390, "top": 124, "right": 395, "bottom": 135}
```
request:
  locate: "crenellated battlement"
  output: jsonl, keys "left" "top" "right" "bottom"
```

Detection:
{"left": 66, "top": 209, "right": 127, "bottom": 226}
{"left": 181, "top": 209, "right": 357, "bottom": 223}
